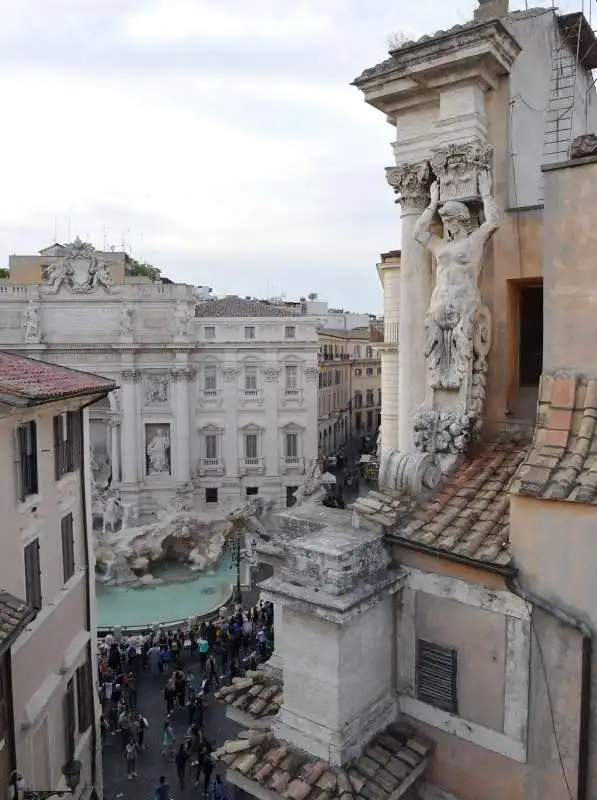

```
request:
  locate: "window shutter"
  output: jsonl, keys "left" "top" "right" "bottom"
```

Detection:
{"left": 416, "top": 639, "right": 458, "bottom": 714}
{"left": 53, "top": 415, "right": 62, "bottom": 479}
{"left": 65, "top": 678, "right": 76, "bottom": 759}
{"left": 14, "top": 427, "right": 24, "bottom": 502}
{"left": 76, "top": 655, "right": 92, "bottom": 733}
{"left": 72, "top": 410, "right": 82, "bottom": 469}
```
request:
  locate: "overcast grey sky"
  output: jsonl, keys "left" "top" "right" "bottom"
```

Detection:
{"left": 0, "top": 0, "right": 585, "bottom": 312}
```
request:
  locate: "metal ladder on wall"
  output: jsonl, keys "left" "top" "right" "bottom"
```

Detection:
{"left": 539, "top": 18, "right": 583, "bottom": 202}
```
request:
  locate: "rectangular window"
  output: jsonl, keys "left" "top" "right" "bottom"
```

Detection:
{"left": 246, "top": 487, "right": 259, "bottom": 497}
{"left": 204, "top": 326, "right": 216, "bottom": 340}
{"left": 245, "top": 367, "right": 258, "bottom": 392}
{"left": 204, "top": 434, "right": 218, "bottom": 460}
{"left": 244, "top": 326, "right": 255, "bottom": 340}
{"left": 378, "top": 389, "right": 382, "bottom": 404}
{"left": 204, "top": 366, "right": 217, "bottom": 392}
{"left": 416, "top": 639, "right": 458, "bottom": 714}
{"left": 355, "top": 411, "right": 362, "bottom": 431}
{"left": 205, "top": 487, "right": 218, "bottom": 503}
{"left": 17, "top": 421, "right": 38, "bottom": 501}
{"left": 76, "top": 656, "right": 93, "bottom": 733}
{"left": 286, "top": 486, "right": 298, "bottom": 507}
{"left": 245, "top": 433, "right": 258, "bottom": 459}
{"left": 377, "top": 367, "right": 382, "bottom": 375}
{"left": 285, "top": 365, "right": 297, "bottom": 389}
{"left": 367, "top": 410, "right": 374, "bottom": 429}
{"left": 366, "top": 391, "right": 374, "bottom": 406}
{"left": 65, "top": 678, "right": 76, "bottom": 760}
{"left": 354, "top": 394, "right": 362, "bottom": 409}
{"left": 24, "top": 539, "right": 42, "bottom": 610}
{"left": 366, "top": 367, "right": 374, "bottom": 376}
{"left": 285, "top": 433, "right": 298, "bottom": 458}
{"left": 285, "top": 326, "right": 296, "bottom": 339}
{"left": 61, "top": 513, "right": 75, "bottom": 583}
{"left": 54, "top": 412, "right": 74, "bottom": 480}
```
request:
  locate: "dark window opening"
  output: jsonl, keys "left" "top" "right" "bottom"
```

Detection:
{"left": 416, "top": 639, "right": 458, "bottom": 714}
{"left": 286, "top": 486, "right": 298, "bottom": 508}
{"left": 76, "top": 654, "right": 93, "bottom": 733}
{"left": 16, "top": 421, "right": 38, "bottom": 501}
{"left": 205, "top": 488, "right": 218, "bottom": 504}
{"left": 65, "top": 678, "right": 76, "bottom": 759}
{"left": 519, "top": 284, "right": 543, "bottom": 386}
{"left": 54, "top": 411, "right": 79, "bottom": 479}
{"left": 246, "top": 487, "right": 259, "bottom": 496}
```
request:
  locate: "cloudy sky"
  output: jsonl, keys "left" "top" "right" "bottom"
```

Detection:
{"left": 0, "top": 0, "right": 583, "bottom": 312}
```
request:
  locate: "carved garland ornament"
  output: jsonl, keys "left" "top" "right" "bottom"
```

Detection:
{"left": 302, "top": 366, "right": 319, "bottom": 382}
{"left": 121, "top": 368, "right": 141, "bottom": 382}
{"left": 263, "top": 367, "right": 281, "bottom": 382}
{"left": 222, "top": 366, "right": 241, "bottom": 382}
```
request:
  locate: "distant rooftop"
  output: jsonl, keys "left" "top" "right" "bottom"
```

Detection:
{"left": 0, "top": 351, "right": 117, "bottom": 407}
{"left": 0, "top": 590, "right": 36, "bottom": 656}
{"left": 194, "top": 296, "right": 300, "bottom": 319}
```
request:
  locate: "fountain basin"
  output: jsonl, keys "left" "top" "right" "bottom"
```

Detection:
{"left": 95, "top": 555, "right": 233, "bottom": 633}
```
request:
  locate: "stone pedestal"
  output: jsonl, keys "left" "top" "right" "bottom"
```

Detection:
{"left": 121, "top": 369, "right": 140, "bottom": 484}
{"left": 386, "top": 163, "right": 432, "bottom": 453}
{"left": 260, "top": 527, "right": 402, "bottom": 766}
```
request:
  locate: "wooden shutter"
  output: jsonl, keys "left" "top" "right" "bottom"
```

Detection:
{"left": 72, "top": 410, "right": 83, "bottom": 469}
{"left": 76, "top": 655, "right": 92, "bottom": 733}
{"left": 24, "top": 539, "right": 42, "bottom": 610}
{"left": 416, "top": 639, "right": 458, "bottom": 714}
{"left": 14, "top": 427, "right": 24, "bottom": 502}
{"left": 61, "top": 514, "right": 75, "bottom": 583}
{"left": 65, "top": 678, "right": 76, "bottom": 759}
{"left": 53, "top": 415, "right": 62, "bottom": 479}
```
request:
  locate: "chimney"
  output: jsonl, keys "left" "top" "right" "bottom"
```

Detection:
{"left": 474, "top": 0, "right": 509, "bottom": 22}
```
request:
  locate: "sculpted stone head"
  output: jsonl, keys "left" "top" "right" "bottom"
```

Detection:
{"left": 438, "top": 200, "right": 472, "bottom": 240}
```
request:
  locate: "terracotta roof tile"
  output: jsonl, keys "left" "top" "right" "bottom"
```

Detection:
{"left": 511, "top": 373, "right": 597, "bottom": 503}
{"left": 194, "top": 297, "right": 298, "bottom": 318}
{"left": 215, "top": 671, "right": 283, "bottom": 720}
{"left": 0, "top": 590, "right": 35, "bottom": 655}
{"left": 352, "top": 443, "right": 527, "bottom": 569}
{"left": 0, "top": 351, "right": 117, "bottom": 405}
{"left": 215, "top": 723, "right": 432, "bottom": 800}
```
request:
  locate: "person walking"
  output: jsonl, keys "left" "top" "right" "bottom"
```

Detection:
{"left": 175, "top": 742, "right": 190, "bottom": 790}
{"left": 154, "top": 775, "right": 172, "bottom": 800}
{"left": 161, "top": 719, "right": 176, "bottom": 761}
{"left": 124, "top": 737, "right": 139, "bottom": 780}
{"left": 211, "top": 774, "right": 230, "bottom": 800}
{"left": 137, "top": 712, "right": 148, "bottom": 749}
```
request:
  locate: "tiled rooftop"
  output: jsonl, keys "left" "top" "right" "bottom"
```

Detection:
{"left": 353, "top": 442, "right": 528, "bottom": 569}
{"left": 215, "top": 671, "right": 283, "bottom": 720}
{"left": 194, "top": 297, "right": 298, "bottom": 318}
{"left": 511, "top": 373, "right": 597, "bottom": 503}
{"left": 0, "top": 351, "right": 117, "bottom": 405}
{"left": 0, "top": 590, "right": 35, "bottom": 656}
{"left": 215, "top": 722, "right": 432, "bottom": 800}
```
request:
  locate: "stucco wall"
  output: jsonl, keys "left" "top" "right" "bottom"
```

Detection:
{"left": 415, "top": 593, "right": 506, "bottom": 732}
{"left": 542, "top": 157, "right": 597, "bottom": 372}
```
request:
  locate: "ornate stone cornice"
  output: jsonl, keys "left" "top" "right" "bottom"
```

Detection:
{"left": 430, "top": 140, "right": 493, "bottom": 202}
{"left": 385, "top": 162, "right": 431, "bottom": 212}
{"left": 121, "top": 368, "right": 141, "bottom": 382}
{"left": 222, "top": 366, "right": 241, "bottom": 382}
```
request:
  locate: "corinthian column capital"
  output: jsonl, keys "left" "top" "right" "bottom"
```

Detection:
{"left": 385, "top": 161, "right": 431, "bottom": 213}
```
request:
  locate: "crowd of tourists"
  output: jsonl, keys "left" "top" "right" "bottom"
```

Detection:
{"left": 97, "top": 600, "right": 275, "bottom": 798}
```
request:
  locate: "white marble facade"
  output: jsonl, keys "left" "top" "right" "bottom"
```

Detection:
{"left": 0, "top": 259, "right": 319, "bottom": 514}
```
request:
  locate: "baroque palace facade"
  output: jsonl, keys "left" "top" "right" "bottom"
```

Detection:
{"left": 0, "top": 240, "right": 319, "bottom": 514}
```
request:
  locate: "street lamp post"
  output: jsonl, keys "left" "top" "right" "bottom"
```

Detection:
{"left": 226, "top": 531, "right": 254, "bottom": 607}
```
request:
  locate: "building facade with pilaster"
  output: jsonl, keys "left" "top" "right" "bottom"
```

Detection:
{"left": 0, "top": 244, "right": 319, "bottom": 515}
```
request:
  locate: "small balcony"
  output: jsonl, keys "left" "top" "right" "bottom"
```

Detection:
{"left": 198, "top": 389, "right": 223, "bottom": 407}
{"left": 280, "top": 387, "right": 304, "bottom": 407}
{"left": 238, "top": 389, "right": 264, "bottom": 407}
{"left": 239, "top": 457, "right": 265, "bottom": 475}
{"left": 198, "top": 457, "right": 225, "bottom": 477}
{"left": 280, "top": 456, "right": 305, "bottom": 474}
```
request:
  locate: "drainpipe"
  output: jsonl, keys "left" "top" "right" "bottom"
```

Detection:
{"left": 506, "top": 576, "right": 591, "bottom": 800}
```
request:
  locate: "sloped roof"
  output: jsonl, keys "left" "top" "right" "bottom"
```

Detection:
{"left": 0, "top": 590, "right": 36, "bottom": 655}
{"left": 511, "top": 373, "right": 597, "bottom": 503}
{"left": 0, "top": 351, "right": 117, "bottom": 406}
{"left": 353, "top": 441, "right": 528, "bottom": 570}
{"left": 215, "top": 723, "right": 432, "bottom": 800}
{"left": 194, "top": 297, "right": 298, "bottom": 318}
{"left": 215, "top": 671, "right": 283, "bottom": 720}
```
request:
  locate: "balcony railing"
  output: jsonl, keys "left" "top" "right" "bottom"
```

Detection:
{"left": 198, "top": 457, "right": 225, "bottom": 476}
{"left": 239, "top": 390, "right": 263, "bottom": 407}
{"left": 240, "top": 457, "right": 265, "bottom": 475}
{"left": 198, "top": 389, "right": 223, "bottom": 407}
{"left": 280, "top": 456, "right": 305, "bottom": 473}
{"left": 280, "top": 387, "right": 304, "bottom": 407}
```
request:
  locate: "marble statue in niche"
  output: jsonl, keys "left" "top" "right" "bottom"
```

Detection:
{"left": 120, "top": 304, "right": 134, "bottom": 337}
{"left": 144, "top": 374, "right": 169, "bottom": 404}
{"left": 174, "top": 303, "right": 191, "bottom": 339}
{"left": 146, "top": 424, "right": 171, "bottom": 475}
{"left": 24, "top": 299, "right": 41, "bottom": 343}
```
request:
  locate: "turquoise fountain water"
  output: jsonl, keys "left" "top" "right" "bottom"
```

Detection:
{"left": 95, "top": 554, "right": 233, "bottom": 631}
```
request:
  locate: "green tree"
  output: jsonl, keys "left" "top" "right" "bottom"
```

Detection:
{"left": 124, "top": 254, "right": 162, "bottom": 282}
{"left": 0, "top": 268, "right": 8, "bottom": 279}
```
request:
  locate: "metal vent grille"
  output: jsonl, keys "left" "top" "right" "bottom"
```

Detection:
{"left": 416, "top": 639, "right": 458, "bottom": 714}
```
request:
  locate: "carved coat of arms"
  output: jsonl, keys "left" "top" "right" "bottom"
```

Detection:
{"left": 42, "top": 237, "right": 113, "bottom": 294}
